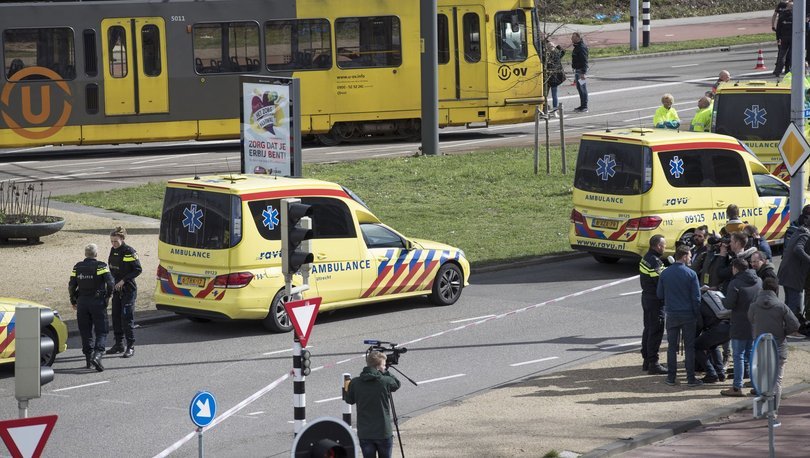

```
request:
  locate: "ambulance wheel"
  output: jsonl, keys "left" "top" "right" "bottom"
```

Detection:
{"left": 263, "top": 290, "right": 293, "bottom": 333}
{"left": 429, "top": 263, "right": 463, "bottom": 306}
{"left": 591, "top": 253, "right": 620, "bottom": 264}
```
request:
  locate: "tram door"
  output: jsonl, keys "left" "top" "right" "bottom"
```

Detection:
{"left": 437, "top": 6, "right": 487, "bottom": 101}
{"left": 101, "top": 17, "right": 169, "bottom": 115}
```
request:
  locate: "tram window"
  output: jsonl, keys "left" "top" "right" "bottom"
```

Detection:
{"left": 463, "top": 13, "right": 481, "bottom": 63}
{"left": 266, "top": 19, "right": 332, "bottom": 71}
{"left": 335, "top": 16, "right": 402, "bottom": 69}
{"left": 108, "top": 26, "right": 128, "bottom": 78}
{"left": 437, "top": 14, "right": 449, "bottom": 64}
{"left": 495, "top": 10, "right": 527, "bottom": 62}
{"left": 83, "top": 30, "right": 98, "bottom": 77}
{"left": 141, "top": 25, "right": 162, "bottom": 77}
{"left": 4, "top": 28, "right": 75, "bottom": 80}
{"left": 192, "top": 22, "right": 260, "bottom": 74}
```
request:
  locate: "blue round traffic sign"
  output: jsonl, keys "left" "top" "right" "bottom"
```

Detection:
{"left": 189, "top": 391, "right": 217, "bottom": 428}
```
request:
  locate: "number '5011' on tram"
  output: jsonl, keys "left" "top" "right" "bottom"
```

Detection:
{"left": 0, "top": 0, "right": 545, "bottom": 148}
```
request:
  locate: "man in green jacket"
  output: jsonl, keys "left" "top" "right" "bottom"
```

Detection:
{"left": 690, "top": 96, "right": 713, "bottom": 132}
{"left": 346, "top": 351, "right": 401, "bottom": 458}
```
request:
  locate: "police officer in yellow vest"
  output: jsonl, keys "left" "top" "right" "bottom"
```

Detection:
{"left": 653, "top": 93, "right": 681, "bottom": 129}
{"left": 690, "top": 96, "right": 713, "bottom": 132}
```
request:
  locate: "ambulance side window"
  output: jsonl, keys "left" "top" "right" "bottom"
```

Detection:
{"left": 710, "top": 152, "right": 750, "bottom": 187}
{"left": 360, "top": 223, "right": 406, "bottom": 249}
{"left": 248, "top": 199, "right": 282, "bottom": 240}
{"left": 658, "top": 150, "right": 707, "bottom": 187}
{"left": 302, "top": 197, "right": 356, "bottom": 239}
{"left": 754, "top": 173, "right": 790, "bottom": 197}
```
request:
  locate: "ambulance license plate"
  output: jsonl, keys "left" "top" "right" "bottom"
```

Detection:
{"left": 592, "top": 218, "right": 619, "bottom": 230}
{"left": 178, "top": 275, "right": 206, "bottom": 287}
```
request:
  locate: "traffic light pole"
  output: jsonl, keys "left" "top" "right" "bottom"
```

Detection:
{"left": 789, "top": 0, "right": 806, "bottom": 221}
{"left": 14, "top": 306, "right": 55, "bottom": 418}
{"left": 292, "top": 337, "right": 306, "bottom": 435}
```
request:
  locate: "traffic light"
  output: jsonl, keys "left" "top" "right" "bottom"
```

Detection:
{"left": 15, "top": 306, "right": 55, "bottom": 401}
{"left": 281, "top": 198, "right": 314, "bottom": 276}
{"left": 291, "top": 417, "right": 358, "bottom": 458}
{"left": 301, "top": 349, "right": 312, "bottom": 376}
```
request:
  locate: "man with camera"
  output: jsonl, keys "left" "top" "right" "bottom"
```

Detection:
{"left": 346, "top": 350, "right": 401, "bottom": 458}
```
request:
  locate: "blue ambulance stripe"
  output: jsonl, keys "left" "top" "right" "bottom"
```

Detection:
{"left": 378, "top": 249, "right": 394, "bottom": 276}
{"left": 409, "top": 250, "right": 423, "bottom": 270}
{"left": 392, "top": 250, "right": 409, "bottom": 272}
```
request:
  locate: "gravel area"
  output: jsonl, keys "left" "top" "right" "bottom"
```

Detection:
{"left": 0, "top": 205, "right": 159, "bottom": 317}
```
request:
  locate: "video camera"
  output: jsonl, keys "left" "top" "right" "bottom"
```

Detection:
{"left": 364, "top": 340, "right": 408, "bottom": 367}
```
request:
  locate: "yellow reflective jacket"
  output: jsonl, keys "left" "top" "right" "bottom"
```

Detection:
{"left": 653, "top": 106, "right": 681, "bottom": 129}
{"left": 690, "top": 105, "right": 713, "bottom": 132}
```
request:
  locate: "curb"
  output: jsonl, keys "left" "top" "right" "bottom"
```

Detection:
{"left": 472, "top": 252, "right": 588, "bottom": 274}
{"left": 592, "top": 42, "right": 771, "bottom": 62}
{"left": 581, "top": 382, "right": 810, "bottom": 457}
{"left": 64, "top": 310, "right": 181, "bottom": 338}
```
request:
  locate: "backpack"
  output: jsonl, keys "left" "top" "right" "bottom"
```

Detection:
{"left": 702, "top": 290, "right": 731, "bottom": 320}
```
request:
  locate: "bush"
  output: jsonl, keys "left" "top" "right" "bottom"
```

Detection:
{"left": 538, "top": 0, "right": 775, "bottom": 23}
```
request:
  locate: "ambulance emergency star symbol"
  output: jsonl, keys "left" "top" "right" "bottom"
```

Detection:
{"left": 596, "top": 155, "right": 616, "bottom": 181}
{"left": 183, "top": 204, "right": 204, "bottom": 233}
{"left": 262, "top": 205, "right": 279, "bottom": 230}
{"left": 744, "top": 105, "right": 767, "bottom": 129}
{"left": 669, "top": 155, "right": 685, "bottom": 178}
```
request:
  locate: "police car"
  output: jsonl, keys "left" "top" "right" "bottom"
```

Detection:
{"left": 154, "top": 175, "right": 470, "bottom": 332}
{"left": 0, "top": 298, "right": 68, "bottom": 366}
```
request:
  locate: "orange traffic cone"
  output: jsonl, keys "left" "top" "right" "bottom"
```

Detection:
{"left": 754, "top": 49, "right": 767, "bottom": 70}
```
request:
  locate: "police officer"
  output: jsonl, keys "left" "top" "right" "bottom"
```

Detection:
{"left": 106, "top": 226, "right": 142, "bottom": 358}
{"left": 639, "top": 234, "right": 667, "bottom": 375}
{"left": 69, "top": 243, "right": 114, "bottom": 372}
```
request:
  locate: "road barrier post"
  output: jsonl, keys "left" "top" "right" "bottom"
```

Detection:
{"left": 342, "top": 373, "right": 352, "bottom": 426}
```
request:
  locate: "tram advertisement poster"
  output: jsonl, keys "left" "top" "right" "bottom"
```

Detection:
{"left": 239, "top": 76, "right": 301, "bottom": 176}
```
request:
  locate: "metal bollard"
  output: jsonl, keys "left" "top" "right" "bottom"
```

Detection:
{"left": 559, "top": 103, "right": 566, "bottom": 174}
{"left": 342, "top": 373, "right": 352, "bottom": 426}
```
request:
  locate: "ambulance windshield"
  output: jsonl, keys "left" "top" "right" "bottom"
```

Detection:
{"left": 714, "top": 92, "right": 790, "bottom": 141}
{"left": 574, "top": 139, "right": 652, "bottom": 195}
{"left": 159, "top": 188, "right": 242, "bottom": 249}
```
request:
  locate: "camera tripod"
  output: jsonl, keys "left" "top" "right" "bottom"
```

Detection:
{"left": 387, "top": 364, "right": 417, "bottom": 458}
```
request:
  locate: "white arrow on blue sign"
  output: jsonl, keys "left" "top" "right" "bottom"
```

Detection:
{"left": 804, "top": 108, "right": 810, "bottom": 119}
{"left": 189, "top": 391, "right": 217, "bottom": 428}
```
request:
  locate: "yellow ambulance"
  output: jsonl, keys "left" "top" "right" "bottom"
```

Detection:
{"left": 154, "top": 175, "right": 470, "bottom": 331}
{"left": 569, "top": 128, "right": 796, "bottom": 263}
{"left": 712, "top": 80, "right": 805, "bottom": 180}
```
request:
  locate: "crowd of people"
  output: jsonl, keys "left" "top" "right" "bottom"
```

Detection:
{"left": 639, "top": 204, "right": 808, "bottom": 421}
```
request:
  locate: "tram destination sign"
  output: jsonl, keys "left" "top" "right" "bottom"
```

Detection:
{"left": 240, "top": 76, "right": 302, "bottom": 177}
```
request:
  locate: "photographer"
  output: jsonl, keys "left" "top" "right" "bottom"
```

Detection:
{"left": 743, "top": 224, "right": 771, "bottom": 260}
{"left": 346, "top": 351, "right": 401, "bottom": 458}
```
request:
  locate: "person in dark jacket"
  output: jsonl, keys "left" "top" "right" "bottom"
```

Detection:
{"left": 749, "top": 278, "right": 800, "bottom": 410}
{"left": 657, "top": 245, "right": 703, "bottom": 387}
{"left": 107, "top": 226, "right": 142, "bottom": 358}
{"left": 69, "top": 243, "right": 114, "bottom": 372}
{"left": 773, "top": 1, "right": 793, "bottom": 77}
{"left": 776, "top": 215, "right": 810, "bottom": 324}
{"left": 570, "top": 32, "right": 589, "bottom": 112}
{"left": 750, "top": 251, "right": 777, "bottom": 284}
{"left": 720, "top": 258, "right": 762, "bottom": 396}
{"left": 639, "top": 234, "right": 667, "bottom": 374}
{"left": 695, "top": 292, "right": 730, "bottom": 383}
{"left": 544, "top": 39, "right": 566, "bottom": 117}
{"left": 346, "top": 351, "right": 401, "bottom": 458}
{"left": 744, "top": 225, "right": 772, "bottom": 260}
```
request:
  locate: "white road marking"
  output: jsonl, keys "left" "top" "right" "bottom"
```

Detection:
{"left": 373, "top": 151, "right": 413, "bottom": 157}
{"left": 263, "top": 346, "right": 314, "bottom": 356}
{"left": 336, "top": 358, "right": 354, "bottom": 365}
{"left": 100, "top": 399, "right": 134, "bottom": 405}
{"left": 620, "top": 290, "right": 642, "bottom": 296}
{"left": 90, "top": 179, "right": 138, "bottom": 184}
{"left": 130, "top": 163, "right": 178, "bottom": 170}
{"left": 39, "top": 158, "right": 134, "bottom": 169}
{"left": 602, "top": 340, "right": 642, "bottom": 350}
{"left": 315, "top": 396, "right": 343, "bottom": 404}
{"left": 153, "top": 373, "right": 290, "bottom": 458}
{"left": 417, "top": 373, "right": 466, "bottom": 384}
{"left": 52, "top": 381, "right": 110, "bottom": 392}
{"left": 672, "top": 64, "right": 699, "bottom": 68}
{"left": 131, "top": 152, "right": 205, "bottom": 164}
{"left": 510, "top": 356, "right": 559, "bottom": 367}
{"left": 450, "top": 315, "right": 496, "bottom": 323}
{"left": 247, "top": 411, "right": 264, "bottom": 416}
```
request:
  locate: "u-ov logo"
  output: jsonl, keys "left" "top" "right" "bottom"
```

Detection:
{"left": 0, "top": 66, "right": 73, "bottom": 140}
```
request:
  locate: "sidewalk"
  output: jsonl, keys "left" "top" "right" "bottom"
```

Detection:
{"left": 547, "top": 10, "right": 772, "bottom": 49}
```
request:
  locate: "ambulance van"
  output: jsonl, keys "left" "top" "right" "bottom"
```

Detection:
{"left": 712, "top": 80, "right": 804, "bottom": 180}
{"left": 569, "top": 128, "right": 797, "bottom": 263}
{"left": 155, "top": 175, "right": 470, "bottom": 332}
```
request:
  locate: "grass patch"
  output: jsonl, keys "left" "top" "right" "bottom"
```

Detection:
{"left": 587, "top": 33, "right": 773, "bottom": 59}
{"left": 54, "top": 147, "right": 577, "bottom": 266}
{"left": 544, "top": 0, "right": 774, "bottom": 24}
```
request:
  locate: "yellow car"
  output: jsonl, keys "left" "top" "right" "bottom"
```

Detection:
{"left": 0, "top": 298, "right": 68, "bottom": 366}
{"left": 155, "top": 175, "right": 470, "bottom": 332}
{"left": 570, "top": 128, "right": 803, "bottom": 262}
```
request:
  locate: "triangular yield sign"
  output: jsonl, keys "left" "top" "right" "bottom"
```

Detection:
{"left": 283, "top": 297, "right": 322, "bottom": 347}
{"left": 0, "top": 415, "right": 57, "bottom": 458}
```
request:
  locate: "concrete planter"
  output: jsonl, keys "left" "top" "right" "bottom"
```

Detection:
{"left": 0, "top": 217, "right": 65, "bottom": 244}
